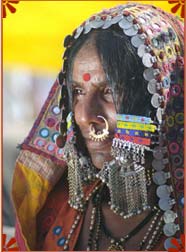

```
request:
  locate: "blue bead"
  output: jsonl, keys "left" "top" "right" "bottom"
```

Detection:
{"left": 57, "top": 237, "right": 66, "bottom": 246}
{"left": 53, "top": 226, "right": 62, "bottom": 235}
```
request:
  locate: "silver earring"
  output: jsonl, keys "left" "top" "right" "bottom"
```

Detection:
{"left": 89, "top": 115, "right": 109, "bottom": 142}
{"left": 97, "top": 138, "right": 150, "bottom": 219}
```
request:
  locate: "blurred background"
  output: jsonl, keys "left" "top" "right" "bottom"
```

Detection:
{"left": 3, "top": 0, "right": 181, "bottom": 238}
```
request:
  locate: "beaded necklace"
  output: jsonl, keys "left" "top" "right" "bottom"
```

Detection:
{"left": 87, "top": 186, "right": 163, "bottom": 251}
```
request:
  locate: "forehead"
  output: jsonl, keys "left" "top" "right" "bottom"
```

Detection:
{"left": 72, "top": 44, "right": 106, "bottom": 84}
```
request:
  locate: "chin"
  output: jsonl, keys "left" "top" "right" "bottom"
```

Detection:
{"left": 90, "top": 152, "right": 113, "bottom": 169}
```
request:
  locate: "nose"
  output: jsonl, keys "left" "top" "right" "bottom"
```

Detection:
{"left": 74, "top": 93, "right": 106, "bottom": 131}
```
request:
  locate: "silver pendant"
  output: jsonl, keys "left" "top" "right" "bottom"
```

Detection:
{"left": 156, "top": 184, "right": 172, "bottom": 198}
{"left": 153, "top": 171, "right": 170, "bottom": 185}
{"left": 163, "top": 210, "right": 177, "bottom": 223}
{"left": 152, "top": 159, "right": 165, "bottom": 171}
{"left": 153, "top": 146, "right": 165, "bottom": 160}
{"left": 158, "top": 197, "right": 174, "bottom": 211}
{"left": 164, "top": 237, "right": 179, "bottom": 250}
{"left": 163, "top": 223, "right": 179, "bottom": 237}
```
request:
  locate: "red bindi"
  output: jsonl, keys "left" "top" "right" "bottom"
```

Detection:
{"left": 83, "top": 73, "right": 91, "bottom": 81}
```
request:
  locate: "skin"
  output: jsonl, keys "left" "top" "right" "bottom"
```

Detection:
{"left": 72, "top": 42, "right": 116, "bottom": 169}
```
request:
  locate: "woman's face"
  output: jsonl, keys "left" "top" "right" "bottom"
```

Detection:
{"left": 71, "top": 43, "right": 117, "bottom": 169}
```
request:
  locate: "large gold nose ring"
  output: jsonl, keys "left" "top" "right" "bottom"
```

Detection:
{"left": 89, "top": 116, "right": 109, "bottom": 142}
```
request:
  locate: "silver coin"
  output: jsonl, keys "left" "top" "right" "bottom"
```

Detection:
{"left": 90, "top": 19, "right": 104, "bottom": 29}
{"left": 147, "top": 79, "right": 157, "bottom": 94}
{"left": 138, "top": 44, "right": 147, "bottom": 58}
{"left": 156, "top": 107, "right": 164, "bottom": 124}
{"left": 163, "top": 223, "right": 179, "bottom": 237}
{"left": 124, "top": 26, "right": 138, "bottom": 36}
{"left": 152, "top": 159, "right": 165, "bottom": 171}
{"left": 151, "top": 93, "right": 161, "bottom": 108}
{"left": 163, "top": 210, "right": 177, "bottom": 223}
{"left": 143, "top": 68, "right": 155, "bottom": 81}
{"left": 159, "top": 197, "right": 172, "bottom": 211}
{"left": 102, "top": 19, "right": 112, "bottom": 29}
{"left": 84, "top": 22, "right": 91, "bottom": 34}
{"left": 164, "top": 237, "right": 178, "bottom": 250}
{"left": 131, "top": 34, "right": 144, "bottom": 48}
{"left": 74, "top": 26, "right": 83, "bottom": 39}
{"left": 118, "top": 18, "right": 132, "bottom": 29}
{"left": 153, "top": 171, "right": 167, "bottom": 185}
{"left": 156, "top": 185, "right": 172, "bottom": 198}
{"left": 142, "top": 53, "right": 153, "bottom": 68}
{"left": 111, "top": 15, "right": 123, "bottom": 24}
{"left": 153, "top": 146, "right": 164, "bottom": 160}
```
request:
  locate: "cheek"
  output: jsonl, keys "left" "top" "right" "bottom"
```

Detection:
{"left": 107, "top": 106, "right": 117, "bottom": 129}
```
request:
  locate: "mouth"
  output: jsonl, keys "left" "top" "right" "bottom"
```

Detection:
{"left": 85, "top": 135, "right": 114, "bottom": 152}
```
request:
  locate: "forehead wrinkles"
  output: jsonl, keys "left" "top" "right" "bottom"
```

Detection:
{"left": 72, "top": 45, "right": 106, "bottom": 83}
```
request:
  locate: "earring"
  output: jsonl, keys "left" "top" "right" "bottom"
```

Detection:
{"left": 97, "top": 113, "right": 156, "bottom": 218}
{"left": 89, "top": 115, "right": 109, "bottom": 142}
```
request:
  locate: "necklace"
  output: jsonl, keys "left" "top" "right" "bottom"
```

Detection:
{"left": 87, "top": 186, "right": 163, "bottom": 251}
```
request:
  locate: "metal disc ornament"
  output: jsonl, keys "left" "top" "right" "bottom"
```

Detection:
{"left": 147, "top": 79, "right": 157, "bottom": 94}
{"left": 123, "top": 26, "right": 138, "bottom": 36}
{"left": 131, "top": 34, "right": 144, "bottom": 48}
{"left": 156, "top": 185, "right": 172, "bottom": 198}
{"left": 153, "top": 171, "right": 168, "bottom": 185}
{"left": 102, "top": 17, "right": 112, "bottom": 29}
{"left": 118, "top": 17, "right": 132, "bottom": 29}
{"left": 111, "top": 15, "right": 123, "bottom": 24}
{"left": 84, "top": 22, "right": 92, "bottom": 34}
{"left": 158, "top": 197, "right": 173, "bottom": 211}
{"left": 163, "top": 210, "right": 177, "bottom": 223}
{"left": 153, "top": 146, "right": 165, "bottom": 160}
{"left": 90, "top": 19, "right": 104, "bottom": 29}
{"left": 156, "top": 107, "right": 164, "bottom": 124}
{"left": 163, "top": 223, "right": 179, "bottom": 237}
{"left": 74, "top": 26, "right": 83, "bottom": 39}
{"left": 152, "top": 159, "right": 165, "bottom": 171}
{"left": 151, "top": 93, "right": 161, "bottom": 108}
{"left": 142, "top": 53, "right": 153, "bottom": 68}
{"left": 138, "top": 44, "right": 147, "bottom": 58}
{"left": 143, "top": 68, "right": 155, "bottom": 81}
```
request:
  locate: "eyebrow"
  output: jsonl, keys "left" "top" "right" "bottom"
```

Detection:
{"left": 71, "top": 80, "right": 108, "bottom": 88}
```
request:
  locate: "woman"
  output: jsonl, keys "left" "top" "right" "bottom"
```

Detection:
{"left": 12, "top": 2, "right": 184, "bottom": 251}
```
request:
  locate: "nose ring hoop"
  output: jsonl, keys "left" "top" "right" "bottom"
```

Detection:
{"left": 89, "top": 116, "right": 109, "bottom": 142}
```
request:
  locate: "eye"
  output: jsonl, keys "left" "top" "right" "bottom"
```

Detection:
{"left": 103, "top": 87, "right": 113, "bottom": 102}
{"left": 104, "top": 87, "right": 113, "bottom": 95}
{"left": 73, "top": 87, "right": 84, "bottom": 96}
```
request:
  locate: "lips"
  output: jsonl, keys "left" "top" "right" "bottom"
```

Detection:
{"left": 85, "top": 136, "right": 114, "bottom": 151}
